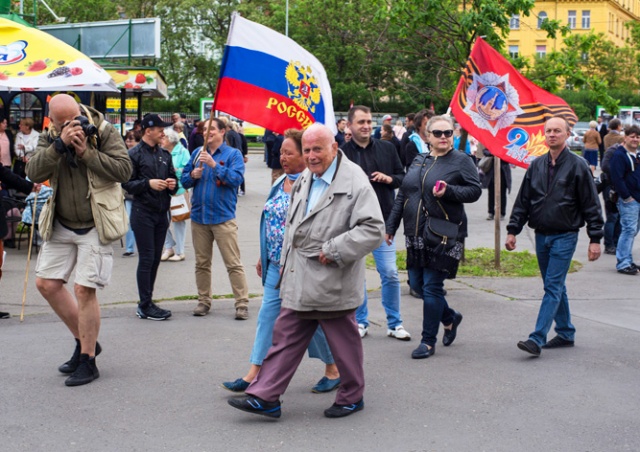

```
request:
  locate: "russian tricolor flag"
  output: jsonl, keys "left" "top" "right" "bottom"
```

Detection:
{"left": 214, "top": 13, "right": 336, "bottom": 135}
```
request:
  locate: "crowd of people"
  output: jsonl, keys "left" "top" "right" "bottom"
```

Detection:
{"left": 4, "top": 95, "right": 638, "bottom": 422}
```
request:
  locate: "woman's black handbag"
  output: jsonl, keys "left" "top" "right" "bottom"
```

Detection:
{"left": 424, "top": 215, "right": 459, "bottom": 252}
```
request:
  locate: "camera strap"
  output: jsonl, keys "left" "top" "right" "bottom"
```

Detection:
{"left": 80, "top": 104, "right": 103, "bottom": 149}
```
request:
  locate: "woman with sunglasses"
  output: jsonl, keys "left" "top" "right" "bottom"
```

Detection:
{"left": 386, "top": 115, "right": 481, "bottom": 360}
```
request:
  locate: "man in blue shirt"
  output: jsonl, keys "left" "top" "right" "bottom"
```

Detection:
{"left": 181, "top": 117, "right": 250, "bottom": 319}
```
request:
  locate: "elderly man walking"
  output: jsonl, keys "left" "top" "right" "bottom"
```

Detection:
{"left": 228, "top": 123, "right": 384, "bottom": 419}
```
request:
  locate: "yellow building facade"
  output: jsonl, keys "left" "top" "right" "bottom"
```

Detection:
{"left": 506, "top": 1, "right": 640, "bottom": 60}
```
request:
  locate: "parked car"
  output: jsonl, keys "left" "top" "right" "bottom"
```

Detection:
{"left": 566, "top": 130, "right": 584, "bottom": 152}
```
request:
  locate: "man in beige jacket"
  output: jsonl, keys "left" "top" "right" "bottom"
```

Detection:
{"left": 228, "top": 123, "right": 384, "bottom": 419}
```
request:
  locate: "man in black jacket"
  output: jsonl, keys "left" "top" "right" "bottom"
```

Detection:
{"left": 342, "top": 105, "right": 410, "bottom": 341}
{"left": 506, "top": 117, "right": 603, "bottom": 357}
{"left": 123, "top": 114, "right": 177, "bottom": 321}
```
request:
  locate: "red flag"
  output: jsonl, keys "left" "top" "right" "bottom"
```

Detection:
{"left": 449, "top": 38, "right": 577, "bottom": 168}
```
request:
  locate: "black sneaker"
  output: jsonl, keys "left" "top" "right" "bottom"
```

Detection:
{"left": 137, "top": 303, "right": 172, "bottom": 320}
{"left": 59, "top": 339, "right": 102, "bottom": 374}
{"left": 542, "top": 335, "right": 574, "bottom": 349}
{"left": 65, "top": 354, "right": 99, "bottom": 386}
{"left": 0, "top": 311, "right": 10, "bottom": 319}
{"left": 604, "top": 246, "right": 616, "bottom": 255}
{"left": 228, "top": 395, "right": 281, "bottom": 418}
{"left": 324, "top": 399, "right": 364, "bottom": 418}
{"left": 617, "top": 266, "right": 639, "bottom": 275}
{"left": 517, "top": 339, "right": 541, "bottom": 356}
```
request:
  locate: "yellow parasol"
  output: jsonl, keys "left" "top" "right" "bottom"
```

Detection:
{"left": 0, "top": 17, "right": 117, "bottom": 92}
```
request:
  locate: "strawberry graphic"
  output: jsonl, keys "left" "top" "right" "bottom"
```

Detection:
{"left": 116, "top": 70, "right": 129, "bottom": 75}
{"left": 135, "top": 73, "right": 146, "bottom": 84}
{"left": 123, "top": 82, "right": 133, "bottom": 89}
{"left": 133, "top": 85, "right": 141, "bottom": 89}
{"left": 0, "top": 72, "right": 8, "bottom": 80}
{"left": 27, "top": 59, "right": 50, "bottom": 72}
{"left": 70, "top": 67, "right": 83, "bottom": 76}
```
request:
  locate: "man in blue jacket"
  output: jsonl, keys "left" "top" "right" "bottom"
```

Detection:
{"left": 609, "top": 125, "right": 640, "bottom": 275}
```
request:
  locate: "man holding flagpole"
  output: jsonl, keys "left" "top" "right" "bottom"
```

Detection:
{"left": 506, "top": 117, "right": 603, "bottom": 357}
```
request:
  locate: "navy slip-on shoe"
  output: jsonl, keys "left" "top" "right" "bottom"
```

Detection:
{"left": 311, "top": 376, "right": 341, "bottom": 393}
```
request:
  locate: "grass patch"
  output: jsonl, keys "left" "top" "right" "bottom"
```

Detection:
{"left": 366, "top": 247, "right": 581, "bottom": 277}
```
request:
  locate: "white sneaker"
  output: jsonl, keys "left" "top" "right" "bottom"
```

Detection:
{"left": 168, "top": 254, "right": 185, "bottom": 262}
{"left": 387, "top": 325, "right": 411, "bottom": 341}
{"left": 358, "top": 324, "right": 369, "bottom": 338}
{"left": 161, "top": 249, "right": 174, "bottom": 261}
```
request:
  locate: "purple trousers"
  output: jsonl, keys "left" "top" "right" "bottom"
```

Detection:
{"left": 247, "top": 307, "right": 364, "bottom": 405}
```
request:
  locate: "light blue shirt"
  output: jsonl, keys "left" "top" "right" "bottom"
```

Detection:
{"left": 305, "top": 156, "right": 338, "bottom": 216}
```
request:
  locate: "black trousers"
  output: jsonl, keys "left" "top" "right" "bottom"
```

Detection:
{"left": 130, "top": 205, "right": 169, "bottom": 307}
{"left": 487, "top": 173, "right": 508, "bottom": 216}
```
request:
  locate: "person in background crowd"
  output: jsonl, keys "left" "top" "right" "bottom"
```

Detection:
{"left": 227, "top": 123, "right": 384, "bottom": 419}
{"left": 122, "top": 130, "right": 142, "bottom": 257}
{"left": 381, "top": 123, "right": 402, "bottom": 162}
{"left": 604, "top": 118, "right": 624, "bottom": 151}
{"left": 181, "top": 118, "right": 250, "bottom": 320}
{"left": 400, "top": 113, "right": 416, "bottom": 153}
{"left": 507, "top": 117, "right": 603, "bottom": 357}
{"left": 161, "top": 128, "right": 191, "bottom": 263}
{"left": 597, "top": 116, "right": 608, "bottom": 164}
{"left": 173, "top": 122, "right": 188, "bottom": 149}
{"left": 404, "top": 109, "right": 432, "bottom": 169}
{"left": 344, "top": 127, "right": 352, "bottom": 144}
{"left": 453, "top": 125, "right": 471, "bottom": 156}
{"left": 237, "top": 122, "right": 249, "bottom": 196}
{"left": 189, "top": 121, "right": 205, "bottom": 154}
{"left": 0, "top": 116, "right": 15, "bottom": 170}
{"left": 220, "top": 116, "right": 243, "bottom": 151}
{"left": 393, "top": 119, "right": 406, "bottom": 140}
{"left": 600, "top": 137, "right": 622, "bottom": 255}
{"left": 373, "top": 114, "right": 392, "bottom": 140}
{"left": 123, "top": 114, "right": 177, "bottom": 321}
{"left": 609, "top": 125, "right": 640, "bottom": 275}
{"left": 483, "top": 148, "right": 512, "bottom": 221}
{"left": 222, "top": 128, "right": 340, "bottom": 394}
{"left": 582, "top": 121, "right": 602, "bottom": 173}
{"left": 386, "top": 115, "right": 481, "bottom": 360}
{"left": 27, "top": 93, "right": 131, "bottom": 386}
{"left": 267, "top": 132, "right": 285, "bottom": 184}
{"left": 14, "top": 118, "right": 40, "bottom": 178}
{"left": 0, "top": 166, "right": 40, "bottom": 318}
{"left": 335, "top": 118, "right": 346, "bottom": 147}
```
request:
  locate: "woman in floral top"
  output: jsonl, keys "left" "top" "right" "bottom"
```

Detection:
{"left": 223, "top": 129, "right": 340, "bottom": 394}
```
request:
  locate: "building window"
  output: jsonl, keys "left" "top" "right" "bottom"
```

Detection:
{"left": 536, "top": 45, "right": 547, "bottom": 58}
{"left": 568, "top": 11, "right": 576, "bottom": 29}
{"left": 510, "top": 14, "right": 520, "bottom": 30}
{"left": 582, "top": 11, "right": 591, "bottom": 29}
{"left": 509, "top": 45, "right": 519, "bottom": 58}
{"left": 537, "top": 11, "right": 548, "bottom": 29}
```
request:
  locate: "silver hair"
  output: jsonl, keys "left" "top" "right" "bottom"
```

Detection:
{"left": 164, "top": 127, "right": 180, "bottom": 145}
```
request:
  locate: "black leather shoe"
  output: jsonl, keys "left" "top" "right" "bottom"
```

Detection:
{"left": 65, "top": 354, "right": 99, "bottom": 386}
{"left": 517, "top": 339, "right": 541, "bottom": 356}
{"left": 542, "top": 335, "right": 574, "bottom": 349}
{"left": 59, "top": 339, "right": 102, "bottom": 374}
{"left": 411, "top": 343, "right": 435, "bottom": 359}
{"left": 443, "top": 310, "right": 463, "bottom": 346}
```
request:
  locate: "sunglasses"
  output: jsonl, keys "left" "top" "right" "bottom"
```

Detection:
{"left": 430, "top": 129, "right": 454, "bottom": 138}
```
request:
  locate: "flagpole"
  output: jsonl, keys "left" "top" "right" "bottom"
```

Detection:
{"left": 494, "top": 155, "right": 501, "bottom": 269}
{"left": 285, "top": 0, "right": 289, "bottom": 37}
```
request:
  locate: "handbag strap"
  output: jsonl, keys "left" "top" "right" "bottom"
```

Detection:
{"left": 419, "top": 156, "right": 450, "bottom": 221}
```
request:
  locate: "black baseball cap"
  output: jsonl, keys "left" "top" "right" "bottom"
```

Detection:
{"left": 141, "top": 114, "right": 172, "bottom": 130}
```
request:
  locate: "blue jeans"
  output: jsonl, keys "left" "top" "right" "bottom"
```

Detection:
{"left": 615, "top": 199, "right": 640, "bottom": 270}
{"left": 356, "top": 239, "right": 402, "bottom": 329}
{"left": 530, "top": 232, "right": 578, "bottom": 346}
{"left": 164, "top": 220, "right": 187, "bottom": 255}
{"left": 124, "top": 199, "right": 136, "bottom": 253}
{"left": 249, "top": 262, "right": 334, "bottom": 366}
{"left": 407, "top": 266, "right": 455, "bottom": 347}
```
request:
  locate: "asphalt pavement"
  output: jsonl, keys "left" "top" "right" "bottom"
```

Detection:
{"left": 1, "top": 152, "right": 639, "bottom": 451}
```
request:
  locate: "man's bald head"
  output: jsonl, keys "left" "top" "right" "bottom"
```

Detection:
{"left": 301, "top": 123, "right": 338, "bottom": 176}
{"left": 49, "top": 94, "right": 80, "bottom": 130}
